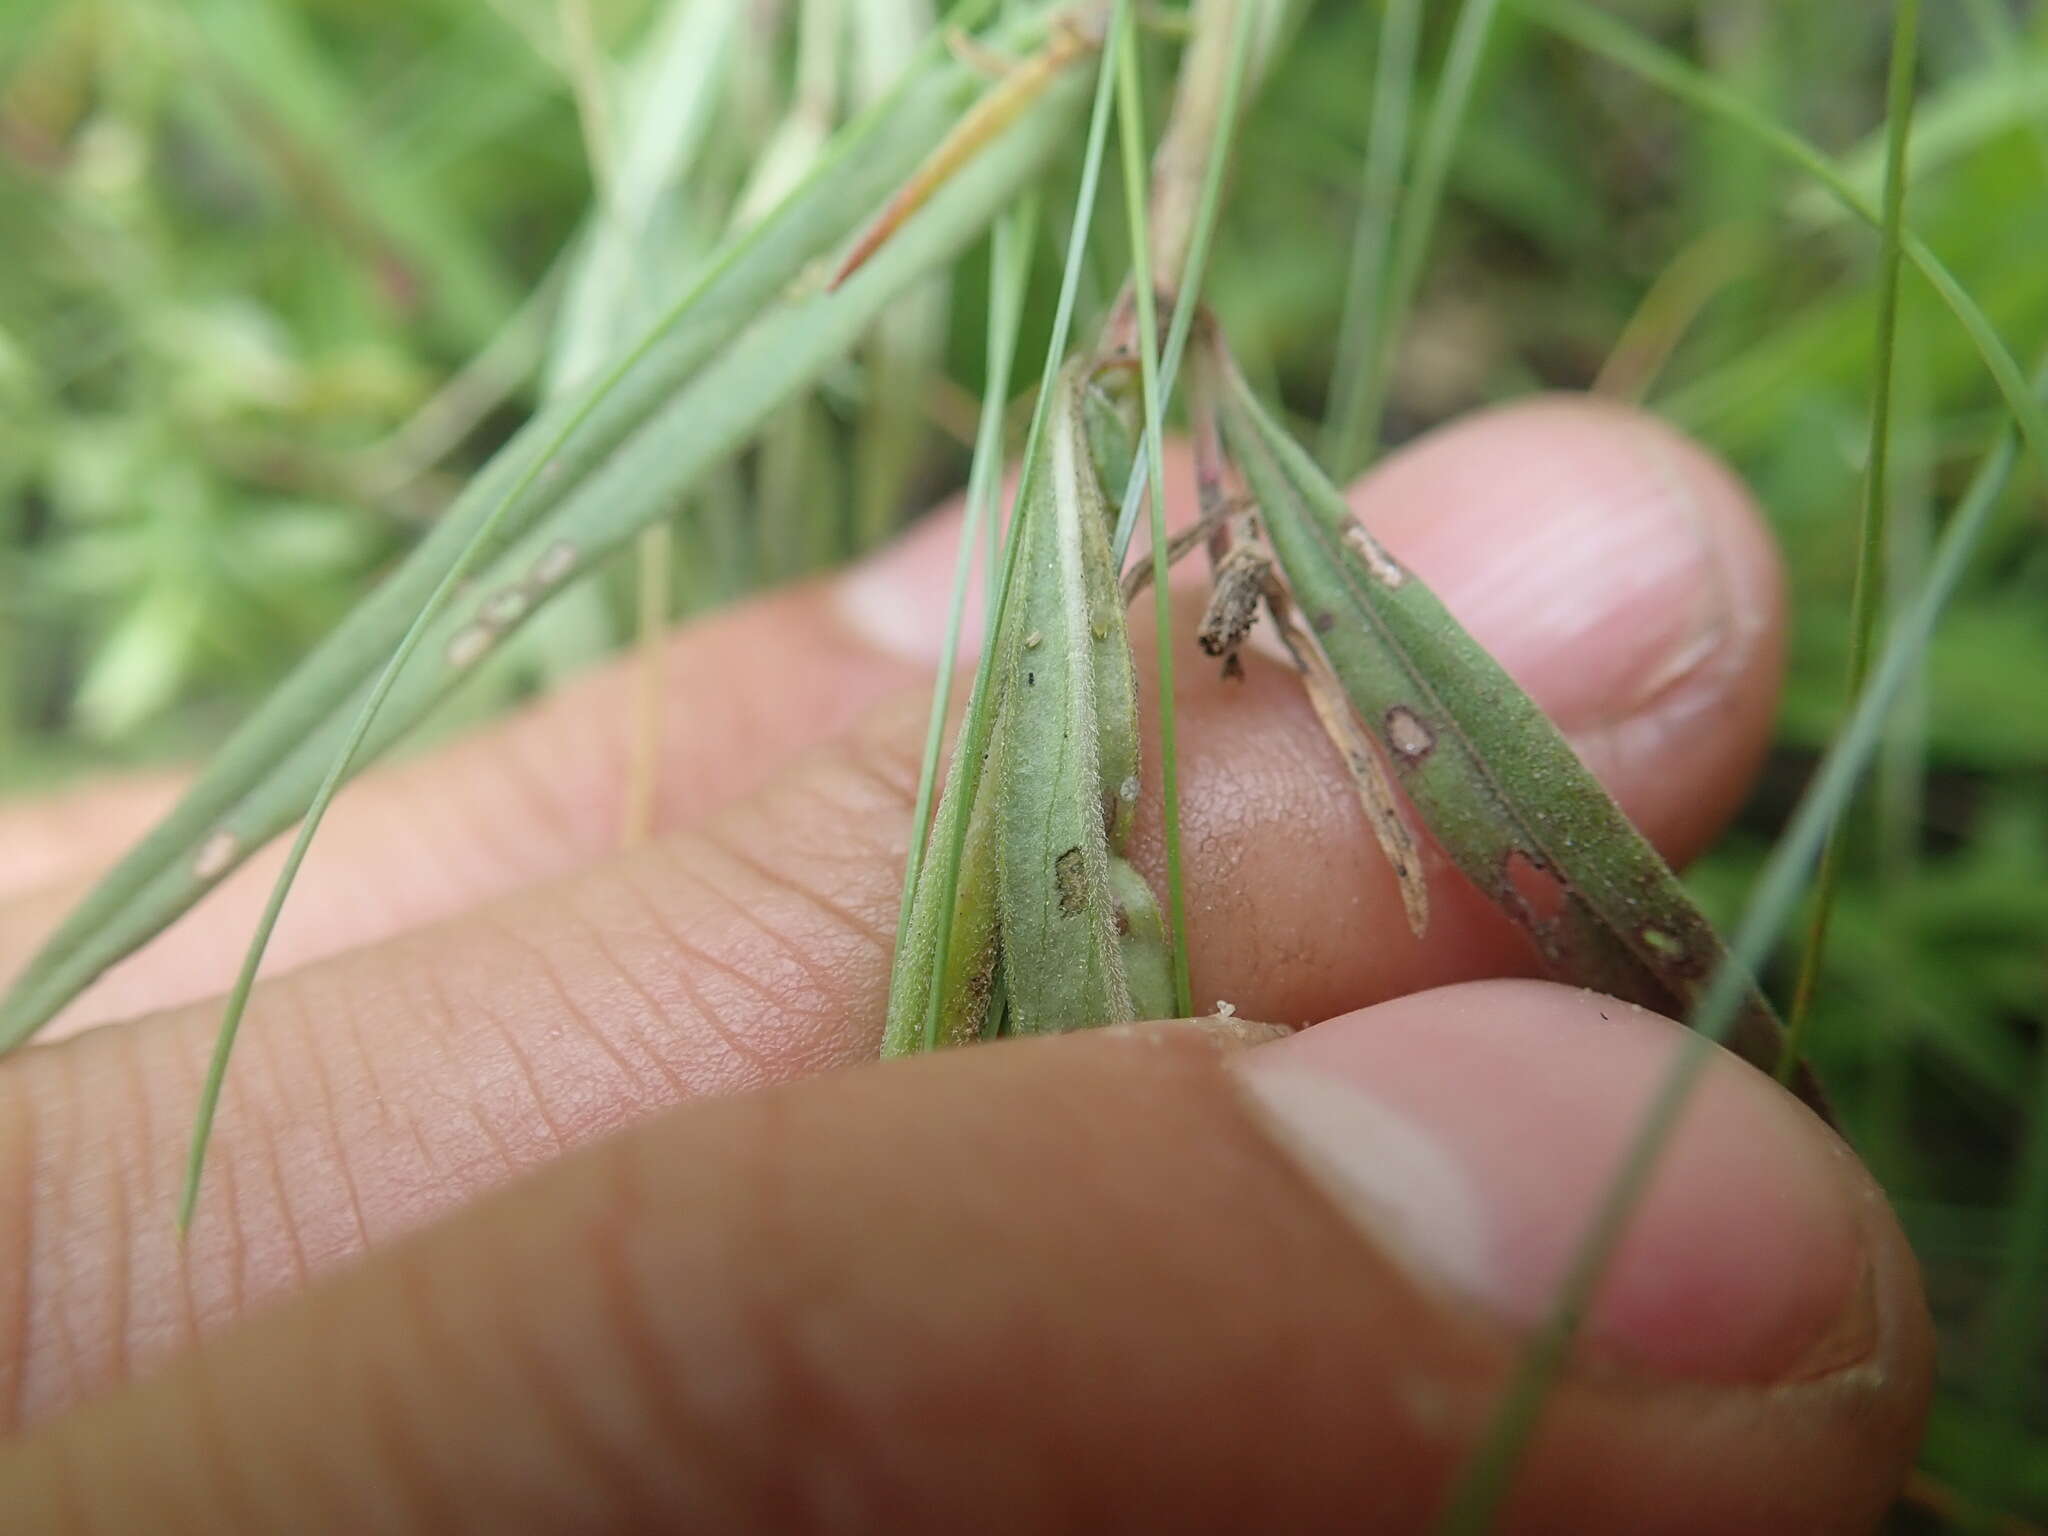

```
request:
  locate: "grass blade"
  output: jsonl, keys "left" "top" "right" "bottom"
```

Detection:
{"left": 1111, "top": 0, "right": 1193, "bottom": 1018}
{"left": 893, "top": 200, "right": 1038, "bottom": 960}
{"left": 1320, "top": 0, "right": 1420, "bottom": 478}
{"left": 175, "top": 16, "right": 1089, "bottom": 1219}
{"left": 1212, "top": 349, "right": 1814, "bottom": 1105}
{"left": 1106, "top": 0, "right": 1260, "bottom": 563}
{"left": 1779, "top": 0, "right": 1922, "bottom": 1084}
{"left": 1329, "top": 0, "right": 1502, "bottom": 476}
{"left": 0, "top": 1, "right": 1084, "bottom": 1058}
{"left": 995, "top": 364, "right": 1148, "bottom": 1030}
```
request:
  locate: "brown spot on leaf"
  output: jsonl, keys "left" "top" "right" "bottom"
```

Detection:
{"left": 1055, "top": 846, "right": 1087, "bottom": 914}
{"left": 1503, "top": 849, "right": 1568, "bottom": 930}
{"left": 1344, "top": 521, "right": 1406, "bottom": 587}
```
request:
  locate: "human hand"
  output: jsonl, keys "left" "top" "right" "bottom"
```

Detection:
{"left": 0, "top": 398, "right": 1930, "bottom": 1532}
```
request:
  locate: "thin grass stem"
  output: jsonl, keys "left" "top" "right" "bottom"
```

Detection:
{"left": 1778, "top": 0, "right": 1921, "bottom": 1084}
{"left": 894, "top": 199, "right": 1037, "bottom": 955}
{"left": 1339, "top": 0, "right": 1501, "bottom": 473}
{"left": 1108, "top": 0, "right": 1258, "bottom": 566}
{"left": 1321, "top": 0, "right": 1419, "bottom": 477}
{"left": 1112, "top": 2, "right": 1193, "bottom": 1017}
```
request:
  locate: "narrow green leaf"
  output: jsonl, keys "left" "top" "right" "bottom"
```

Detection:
{"left": 885, "top": 741, "right": 1007, "bottom": 1052}
{"left": 894, "top": 200, "right": 1038, "bottom": 964}
{"left": 995, "top": 366, "right": 1144, "bottom": 1031}
{"left": 1780, "top": 0, "right": 1922, "bottom": 1082}
{"left": 1212, "top": 352, "right": 1815, "bottom": 1105}
{"left": 1320, "top": 0, "right": 1420, "bottom": 478}
{"left": 1111, "top": 0, "right": 1193, "bottom": 1018}
{"left": 1108, "top": 0, "right": 1263, "bottom": 566}
{"left": 0, "top": 1, "right": 1084, "bottom": 1056}
{"left": 547, "top": 0, "right": 750, "bottom": 393}
{"left": 1330, "top": 0, "right": 1501, "bottom": 475}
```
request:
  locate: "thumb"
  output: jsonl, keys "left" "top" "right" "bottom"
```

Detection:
{"left": 1, "top": 980, "right": 1929, "bottom": 1534}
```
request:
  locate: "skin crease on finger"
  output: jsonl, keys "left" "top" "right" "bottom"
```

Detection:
{"left": 0, "top": 397, "right": 1785, "bottom": 1429}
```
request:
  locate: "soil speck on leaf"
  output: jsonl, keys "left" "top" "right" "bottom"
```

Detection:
{"left": 532, "top": 541, "right": 578, "bottom": 587}
{"left": 483, "top": 588, "right": 530, "bottom": 627}
{"left": 446, "top": 624, "right": 494, "bottom": 669}
{"left": 1385, "top": 706, "right": 1435, "bottom": 764}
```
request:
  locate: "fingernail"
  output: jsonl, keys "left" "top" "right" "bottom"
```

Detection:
{"left": 1229, "top": 979, "right": 1882, "bottom": 1383}
{"left": 1365, "top": 399, "right": 1772, "bottom": 734}
{"left": 834, "top": 511, "right": 986, "bottom": 668}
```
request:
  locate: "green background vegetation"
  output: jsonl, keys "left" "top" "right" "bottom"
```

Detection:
{"left": 2, "top": 1, "right": 2043, "bottom": 1524}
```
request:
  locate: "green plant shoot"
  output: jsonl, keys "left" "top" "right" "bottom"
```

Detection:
{"left": 884, "top": 358, "right": 1172, "bottom": 1054}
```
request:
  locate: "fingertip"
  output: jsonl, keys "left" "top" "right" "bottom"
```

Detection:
{"left": 1233, "top": 979, "right": 1927, "bottom": 1388}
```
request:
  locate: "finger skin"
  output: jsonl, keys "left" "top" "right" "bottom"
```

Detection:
{"left": 1, "top": 396, "right": 1779, "bottom": 1035}
{"left": 0, "top": 586, "right": 922, "bottom": 1035}
{"left": 0, "top": 776, "right": 183, "bottom": 902}
{"left": 0, "top": 398, "right": 1785, "bottom": 1422}
{"left": 0, "top": 996, "right": 1930, "bottom": 1534}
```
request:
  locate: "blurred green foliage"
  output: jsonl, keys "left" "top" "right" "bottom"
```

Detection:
{"left": 2, "top": 0, "right": 2045, "bottom": 1523}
